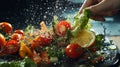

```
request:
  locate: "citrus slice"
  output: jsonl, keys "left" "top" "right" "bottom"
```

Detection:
{"left": 70, "top": 30, "right": 96, "bottom": 48}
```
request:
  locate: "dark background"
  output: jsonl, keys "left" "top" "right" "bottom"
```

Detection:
{"left": 0, "top": 0, "right": 58, "bottom": 29}
{"left": 0, "top": 0, "right": 82, "bottom": 29}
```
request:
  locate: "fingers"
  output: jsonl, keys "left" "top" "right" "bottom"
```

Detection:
{"left": 79, "top": 0, "right": 119, "bottom": 21}
{"left": 99, "top": 10, "right": 118, "bottom": 16}
{"left": 90, "top": 10, "right": 118, "bottom": 21}
{"left": 79, "top": 0, "right": 97, "bottom": 14}
{"left": 91, "top": 16, "right": 105, "bottom": 21}
{"left": 87, "top": 0, "right": 116, "bottom": 15}
{"left": 86, "top": 0, "right": 105, "bottom": 14}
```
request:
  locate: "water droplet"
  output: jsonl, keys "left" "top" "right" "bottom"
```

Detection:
{"left": 45, "top": 11, "right": 48, "bottom": 14}
{"left": 44, "top": 15, "right": 47, "bottom": 19}
{"left": 55, "top": 6, "right": 58, "bottom": 9}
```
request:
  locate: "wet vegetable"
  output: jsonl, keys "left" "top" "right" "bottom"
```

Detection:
{"left": 0, "top": 22, "right": 13, "bottom": 34}
{"left": 19, "top": 42, "right": 33, "bottom": 58}
{"left": 71, "top": 9, "right": 91, "bottom": 37}
{"left": 65, "top": 43, "right": 83, "bottom": 59}
{"left": 3, "top": 40, "right": 19, "bottom": 55}
{"left": 0, "top": 57, "right": 37, "bottom": 67}
{"left": 55, "top": 20, "right": 71, "bottom": 36}
{"left": 0, "top": 8, "right": 118, "bottom": 67}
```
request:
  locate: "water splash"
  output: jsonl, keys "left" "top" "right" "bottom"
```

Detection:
{"left": 1, "top": 0, "right": 82, "bottom": 29}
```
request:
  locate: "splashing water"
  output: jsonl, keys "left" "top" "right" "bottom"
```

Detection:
{"left": 0, "top": 0, "right": 82, "bottom": 30}
{"left": 0, "top": 0, "right": 120, "bottom": 36}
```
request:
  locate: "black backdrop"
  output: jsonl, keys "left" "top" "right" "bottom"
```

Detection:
{"left": 0, "top": 0, "right": 82, "bottom": 29}
{"left": 0, "top": 0, "right": 58, "bottom": 29}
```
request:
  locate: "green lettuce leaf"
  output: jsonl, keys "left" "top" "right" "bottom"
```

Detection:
{"left": 71, "top": 9, "right": 91, "bottom": 37}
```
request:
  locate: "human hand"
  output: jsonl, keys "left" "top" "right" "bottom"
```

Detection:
{"left": 79, "top": 0, "right": 120, "bottom": 21}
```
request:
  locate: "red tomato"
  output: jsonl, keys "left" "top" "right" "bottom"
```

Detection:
{"left": 11, "top": 33, "right": 22, "bottom": 42}
{"left": 65, "top": 44, "right": 83, "bottom": 59}
{"left": 14, "top": 29, "right": 24, "bottom": 36}
{"left": 35, "top": 35, "right": 52, "bottom": 46}
{"left": 0, "top": 34, "right": 6, "bottom": 49}
{"left": 55, "top": 20, "right": 71, "bottom": 36}
{"left": 0, "top": 22, "right": 13, "bottom": 33}
{"left": 30, "top": 34, "right": 52, "bottom": 50}
{"left": 4, "top": 40, "right": 19, "bottom": 54}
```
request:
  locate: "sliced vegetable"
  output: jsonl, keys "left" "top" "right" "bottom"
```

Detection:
{"left": 19, "top": 42, "right": 33, "bottom": 58}
{"left": 40, "top": 21, "right": 48, "bottom": 31}
{"left": 32, "top": 34, "right": 52, "bottom": 47}
{"left": 70, "top": 30, "right": 96, "bottom": 48}
{"left": 55, "top": 20, "right": 71, "bottom": 36}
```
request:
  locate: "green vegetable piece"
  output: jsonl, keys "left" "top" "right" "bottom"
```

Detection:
{"left": 0, "top": 57, "right": 37, "bottom": 67}
{"left": 0, "top": 62, "right": 10, "bottom": 67}
{"left": 24, "top": 25, "right": 35, "bottom": 35}
{"left": 71, "top": 9, "right": 91, "bottom": 37}
{"left": 23, "top": 57, "right": 37, "bottom": 67}
{"left": 96, "top": 34, "right": 104, "bottom": 42}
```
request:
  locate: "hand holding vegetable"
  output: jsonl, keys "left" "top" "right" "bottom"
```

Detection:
{"left": 79, "top": 0, "right": 120, "bottom": 21}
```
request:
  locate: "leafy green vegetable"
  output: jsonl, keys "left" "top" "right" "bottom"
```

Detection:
{"left": 96, "top": 34, "right": 104, "bottom": 42}
{"left": 0, "top": 57, "right": 37, "bottom": 67}
{"left": 24, "top": 25, "right": 35, "bottom": 35}
{"left": 71, "top": 9, "right": 91, "bottom": 37}
{"left": 95, "top": 34, "right": 104, "bottom": 49}
{"left": 46, "top": 46, "right": 65, "bottom": 57}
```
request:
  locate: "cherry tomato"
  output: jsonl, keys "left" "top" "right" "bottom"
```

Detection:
{"left": 14, "top": 29, "right": 24, "bottom": 36}
{"left": 36, "top": 34, "right": 52, "bottom": 46}
{"left": 39, "top": 35, "right": 52, "bottom": 46}
{"left": 0, "top": 22, "right": 13, "bottom": 33}
{"left": 65, "top": 44, "right": 83, "bottom": 59}
{"left": 4, "top": 40, "right": 19, "bottom": 54}
{"left": 11, "top": 33, "right": 22, "bottom": 42}
{"left": 55, "top": 20, "right": 71, "bottom": 36}
{"left": 0, "top": 34, "right": 6, "bottom": 49}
